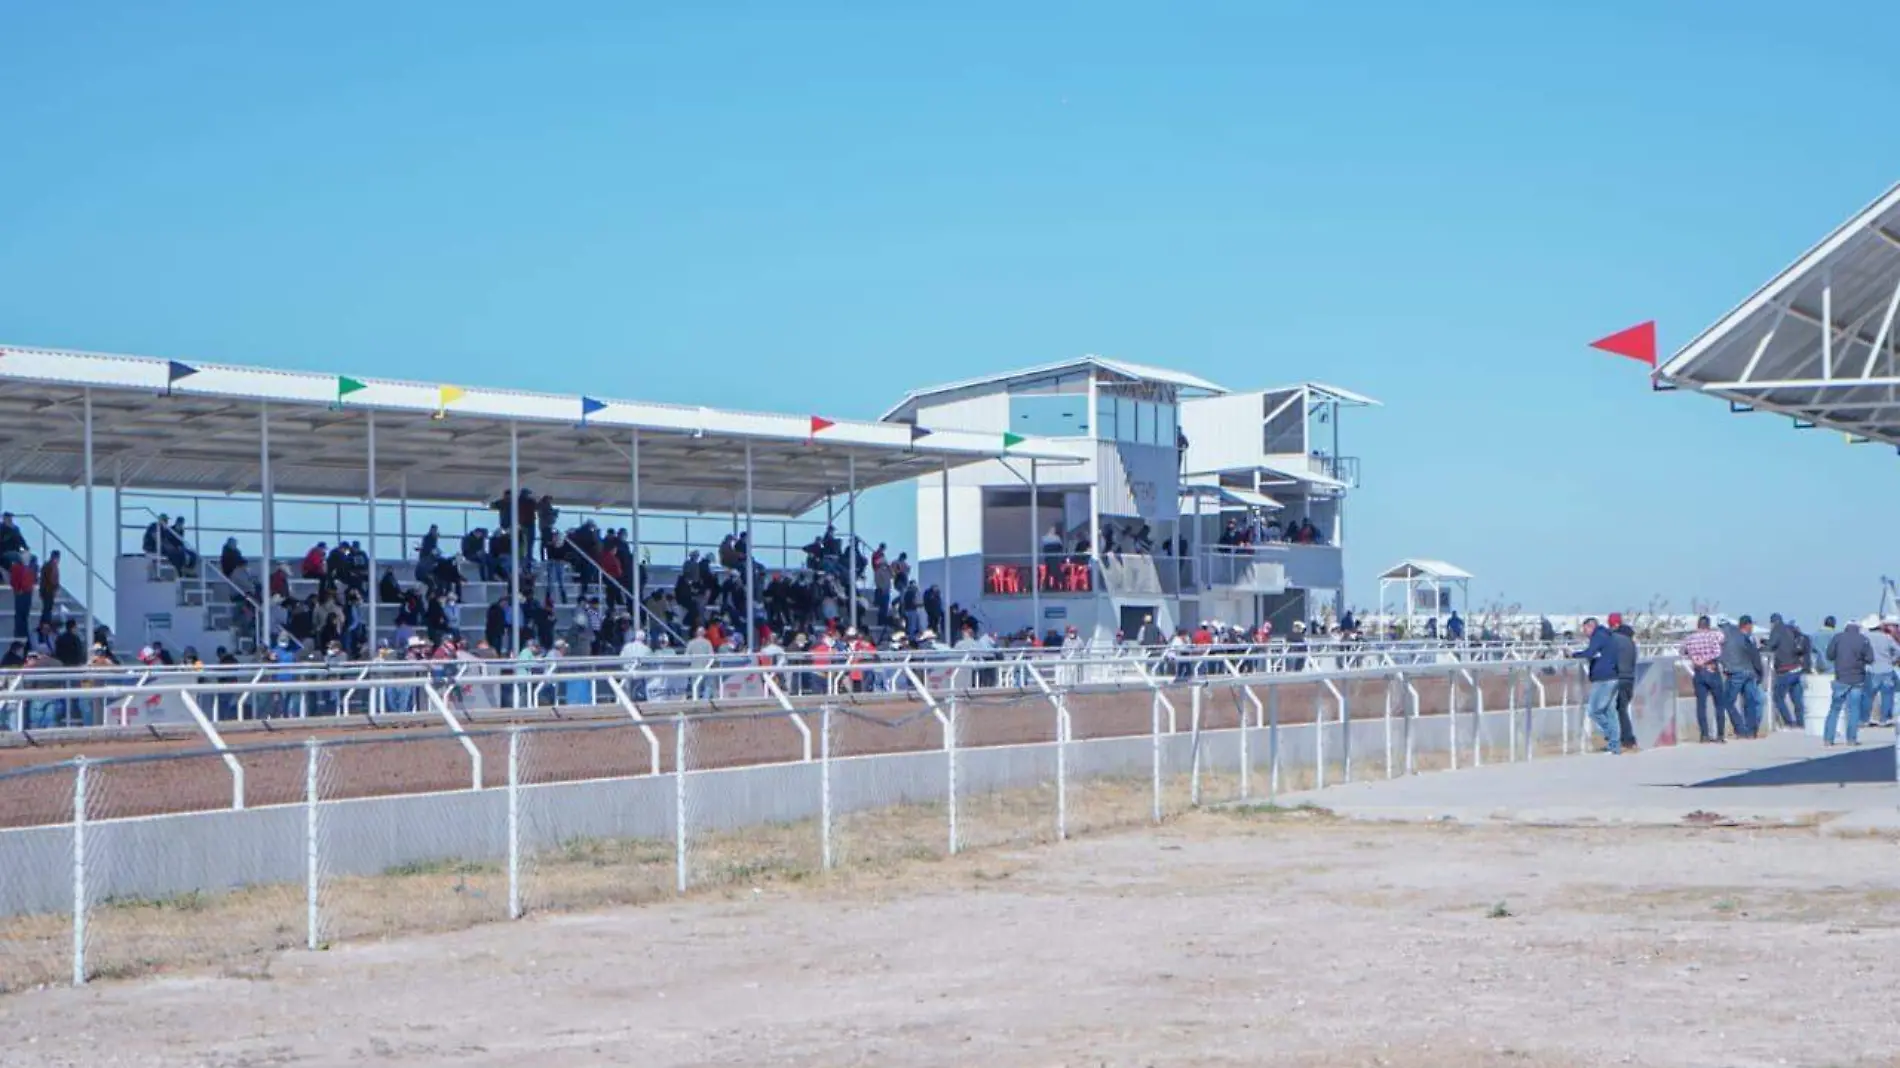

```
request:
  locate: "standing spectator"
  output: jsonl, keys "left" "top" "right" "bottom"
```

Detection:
{"left": 1569, "top": 617, "right": 1622, "bottom": 754}
{"left": 9, "top": 553, "right": 35, "bottom": 638}
{"left": 1766, "top": 613, "right": 1805, "bottom": 729}
{"left": 37, "top": 551, "right": 60, "bottom": 630}
{"left": 1718, "top": 615, "right": 1765, "bottom": 739}
{"left": 1866, "top": 618, "right": 1900, "bottom": 728}
{"left": 516, "top": 488, "right": 538, "bottom": 564}
{"left": 0, "top": 513, "right": 27, "bottom": 568}
{"left": 1823, "top": 619, "right": 1874, "bottom": 746}
{"left": 1611, "top": 615, "right": 1639, "bottom": 751}
{"left": 1813, "top": 615, "right": 1839, "bottom": 673}
{"left": 1679, "top": 615, "right": 1731, "bottom": 742}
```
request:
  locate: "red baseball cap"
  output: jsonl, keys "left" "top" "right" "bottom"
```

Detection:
{"left": 1606, "top": 612, "right": 1623, "bottom": 628}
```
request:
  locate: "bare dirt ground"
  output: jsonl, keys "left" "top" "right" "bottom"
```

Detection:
{"left": 4, "top": 812, "right": 1896, "bottom": 1068}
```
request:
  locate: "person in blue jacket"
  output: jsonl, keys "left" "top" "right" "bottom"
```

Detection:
{"left": 1570, "top": 616, "right": 1623, "bottom": 754}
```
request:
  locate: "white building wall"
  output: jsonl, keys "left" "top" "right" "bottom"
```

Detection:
{"left": 1180, "top": 393, "right": 1264, "bottom": 474}
{"left": 913, "top": 392, "right": 1011, "bottom": 436}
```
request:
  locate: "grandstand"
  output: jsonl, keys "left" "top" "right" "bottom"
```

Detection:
{"left": 0, "top": 342, "right": 1077, "bottom": 672}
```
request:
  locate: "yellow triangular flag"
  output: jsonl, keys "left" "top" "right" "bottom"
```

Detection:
{"left": 433, "top": 385, "right": 466, "bottom": 419}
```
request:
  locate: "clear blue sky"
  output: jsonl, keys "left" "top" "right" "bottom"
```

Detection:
{"left": 3, "top": 2, "right": 1897, "bottom": 624}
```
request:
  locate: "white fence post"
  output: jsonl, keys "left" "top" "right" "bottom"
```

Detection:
{"left": 71, "top": 756, "right": 88, "bottom": 988}
{"left": 1385, "top": 674, "right": 1398, "bottom": 780}
{"left": 1405, "top": 680, "right": 1420, "bottom": 775}
{"left": 507, "top": 727, "right": 521, "bottom": 920}
{"left": 820, "top": 705, "right": 834, "bottom": 870}
{"left": 1150, "top": 690, "right": 1163, "bottom": 823}
{"left": 1189, "top": 684, "right": 1203, "bottom": 807}
{"left": 1267, "top": 685, "right": 1280, "bottom": 800}
{"left": 1054, "top": 694, "right": 1068, "bottom": 841}
{"left": 674, "top": 714, "right": 688, "bottom": 893}
{"left": 1238, "top": 686, "right": 1251, "bottom": 801}
{"left": 945, "top": 697, "right": 959, "bottom": 856}
{"left": 304, "top": 739, "right": 320, "bottom": 951}
{"left": 1447, "top": 673, "right": 1459, "bottom": 771}
{"left": 1313, "top": 686, "right": 1325, "bottom": 791}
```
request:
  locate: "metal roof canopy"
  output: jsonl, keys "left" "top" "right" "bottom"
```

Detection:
{"left": 0, "top": 344, "right": 1078, "bottom": 516}
{"left": 1378, "top": 559, "right": 1474, "bottom": 582}
{"left": 881, "top": 354, "right": 1228, "bottom": 423}
{"left": 1178, "top": 485, "right": 1282, "bottom": 511}
{"left": 1659, "top": 182, "right": 1900, "bottom": 445}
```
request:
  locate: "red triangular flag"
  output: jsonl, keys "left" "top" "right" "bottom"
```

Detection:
{"left": 809, "top": 415, "right": 836, "bottom": 435}
{"left": 1588, "top": 321, "right": 1657, "bottom": 367}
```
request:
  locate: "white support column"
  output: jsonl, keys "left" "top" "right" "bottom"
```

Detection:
{"left": 941, "top": 460, "right": 952, "bottom": 637}
{"left": 366, "top": 411, "right": 378, "bottom": 655}
{"left": 1822, "top": 277, "right": 1834, "bottom": 380}
{"left": 630, "top": 431, "right": 641, "bottom": 609}
{"left": 398, "top": 472, "right": 409, "bottom": 564}
{"left": 1029, "top": 458, "right": 1041, "bottom": 638}
{"left": 111, "top": 458, "right": 122, "bottom": 562}
{"left": 744, "top": 442, "right": 756, "bottom": 651}
{"left": 847, "top": 453, "right": 858, "bottom": 634}
{"left": 82, "top": 390, "right": 95, "bottom": 653}
{"left": 508, "top": 423, "right": 521, "bottom": 657}
{"left": 260, "top": 402, "right": 274, "bottom": 652}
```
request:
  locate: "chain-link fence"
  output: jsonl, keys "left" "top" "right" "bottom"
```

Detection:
{"left": 0, "top": 657, "right": 1683, "bottom": 989}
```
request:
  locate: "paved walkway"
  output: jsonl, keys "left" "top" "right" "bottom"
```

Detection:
{"left": 1275, "top": 726, "right": 1900, "bottom": 833}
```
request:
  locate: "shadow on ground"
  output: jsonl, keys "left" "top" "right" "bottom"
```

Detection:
{"left": 1690, "top": 746, "right": 1893, "bottom": 788}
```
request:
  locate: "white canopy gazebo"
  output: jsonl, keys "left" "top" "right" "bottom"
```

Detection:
{"left": 1377, "top": 559, "right": 1472, "bottom": 636}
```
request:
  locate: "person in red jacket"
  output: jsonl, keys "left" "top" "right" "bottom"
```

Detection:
{"left": 9, "top": 554, "right": 35, "bottom": 638}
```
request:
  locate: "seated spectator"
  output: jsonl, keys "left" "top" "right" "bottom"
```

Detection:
{"left": 301, "top": 542, "right": 328, "bottom": 580}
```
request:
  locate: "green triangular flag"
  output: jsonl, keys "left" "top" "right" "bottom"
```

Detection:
{"left": 1002, "top": 432, "right": 1025, "bottom": 449}
{"left": 337, "top": 376, "right": 368, "bottom": 399}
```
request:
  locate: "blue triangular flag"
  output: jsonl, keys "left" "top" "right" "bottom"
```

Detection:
{"left": 167, "top": 360, "right": 198, "bottom": 383}
{"left": 580, "top": 396, "right": 607, "bottom": 421}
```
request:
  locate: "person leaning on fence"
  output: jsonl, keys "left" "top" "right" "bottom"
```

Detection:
{"left": 1823, "top": 619, "right": 1874, "bottom": 747}
{"left": 1679, "top": 616, "right": 1732, "bottom": 742}
{"left": 1718, "top": 615, "right": 1765, "bottom": 738}
{"left": 1569, "top": 616, "right": 1623, "bottom": 754}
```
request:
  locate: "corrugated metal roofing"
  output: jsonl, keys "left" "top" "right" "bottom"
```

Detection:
{"left": 0, "top": 342, "right": 1080, "bottom": 516}
{"left": 1659, "top": 182, "right": 1900, "bottom": 445}
{"left": 880, "top": 354, "right": 1228, "bottom": 422}
{"left": 1378, "top": 559, "right": 1473, "bottom": 581}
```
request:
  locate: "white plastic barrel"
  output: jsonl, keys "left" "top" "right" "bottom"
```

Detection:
{"left": 1804, "top": 674, "right": 1833, "bottom": 737}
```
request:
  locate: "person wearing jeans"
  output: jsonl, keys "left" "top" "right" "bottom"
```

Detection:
{"left": 1863, "top": 619, "right": 1899, "bottom": 727}
{"left": 1570, "top": 617, "right": 1622, "bottom": 754}
{"left": 1718, "top": 616, "right": 1765, "bottom": 737}
{"left": 1825, "top": 678, "right": 1866, "bottom": 747}
{"left": 1824, "top": 620, "right": 1874, "bottom": 746}
{"left": 1679, "top": 616, "right": 1732, "bottom": 742}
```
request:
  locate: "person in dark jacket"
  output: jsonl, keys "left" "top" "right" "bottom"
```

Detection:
{"left": 1765, "top": 612, "right": 1805, "bottom": 729}
{"left": 1570, "top": 616, "right": 1622, "bottom": 753}
{"left": 1718, "top": 616, "right": 1765, "bottom": 738}
{"left": 1823, "top": 620, "right": 1874, "bottom": 746}
{"left": 1611, "top": 617, "right": 1640, "bottom": 751}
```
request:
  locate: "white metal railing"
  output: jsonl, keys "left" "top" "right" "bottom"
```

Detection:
{"left": 0, "top": 651, "right": 1698, "bottom": 993}
{"left": 0, "top": 638, "right": 1677, "bottom": 732}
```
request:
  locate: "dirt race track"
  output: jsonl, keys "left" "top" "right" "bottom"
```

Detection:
{"left": 5, "top": 812, "right": 1894, "bottom": 1067}
{"left": 0, "top": 670, "right": 1576, "bottom": 828}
